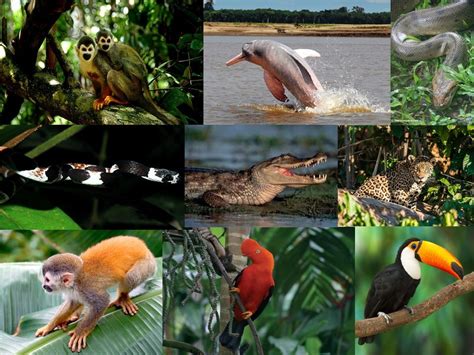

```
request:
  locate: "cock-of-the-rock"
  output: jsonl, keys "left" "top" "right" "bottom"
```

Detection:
{"left": 219, "top": 238, "right": 275, "bottom": 351}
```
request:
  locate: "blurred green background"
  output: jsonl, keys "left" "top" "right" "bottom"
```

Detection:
{"left": 164, "top": 228, "right": 354, "bottom": 355}
{"left": 356, "top": 227, "right": 474, "bottom": 355}
{"left": 0, "top": 230, "right": 163, "bottom": 263}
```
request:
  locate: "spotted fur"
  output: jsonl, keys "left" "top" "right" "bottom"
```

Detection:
{"left": 355, "top": 155, "right": 435, "bottom": 209}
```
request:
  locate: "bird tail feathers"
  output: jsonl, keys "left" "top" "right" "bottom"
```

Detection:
{"left": 219, "top": 320, "right": 246, "bottom": 351}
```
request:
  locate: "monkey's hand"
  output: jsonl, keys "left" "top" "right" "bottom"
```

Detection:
{"left": 68, "top": 330, "right": 89, "bottom": 353}
{"left": 35, "top": 324, "right": 55, "bottom": 337}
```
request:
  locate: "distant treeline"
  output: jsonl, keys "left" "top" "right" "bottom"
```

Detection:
{"left": 204, "top": 7, "right": 390, "bottom": 24}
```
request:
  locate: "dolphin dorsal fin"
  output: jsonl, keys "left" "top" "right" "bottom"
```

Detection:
{"left": 294, "top": 49, "right": 321, "bottom": 58}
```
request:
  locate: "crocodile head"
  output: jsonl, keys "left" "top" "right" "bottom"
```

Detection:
{"left": 251, "top": 153, "right": 328, "bottom": 186}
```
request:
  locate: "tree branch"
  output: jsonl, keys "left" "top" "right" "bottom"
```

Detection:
{"left": 193, "top": 229, "right": 265, "bottom": 355}
{"left": 0, "top": 44, "right": 173, "bottom": 124}
{"left": 163, "top": 339, "right": 205, "bottom": 354}
{"left": 46, "top": 33, "right": 79, "bottom": 89}
{"left": 338, "top": 190, "right": 433, "bottom": 225}
{"left": 2, "top": 0, "right": 74, "bottom": 120}
{"left": 356, "top": 272, "right": 474, "bottom": 338}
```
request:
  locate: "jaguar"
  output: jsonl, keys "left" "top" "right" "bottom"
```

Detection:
{"left": 354, "top": 155, "right": 435, "bottom": 210}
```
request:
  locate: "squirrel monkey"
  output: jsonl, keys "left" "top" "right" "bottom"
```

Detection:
{"left": 95, "top": 29, "right": 178, "bottom": 124}
{"left": 75, "top": 35, "right": 127, "bottom": 110}
{"left": 35, "top": 236, "right": 157, "bottom": 353}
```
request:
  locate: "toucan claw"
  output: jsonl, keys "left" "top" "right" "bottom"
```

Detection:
{"left": 404, "top": 305, "right": 414, "bottom": 315}
{"left": 377, "top": 311, "right": 392, "bottom": 325}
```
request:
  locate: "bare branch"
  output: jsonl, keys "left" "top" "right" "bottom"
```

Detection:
{"left": 1, "top": 17, "right": 6, "bottom": 44}
{"left": 46, "top": 33, "right": 79, "bottom": 89}
{"left": 356, "top": 272, "right": 474, "bottom": 338}
{"left": 193, "top": 229, "right": 265, "bottom": 355}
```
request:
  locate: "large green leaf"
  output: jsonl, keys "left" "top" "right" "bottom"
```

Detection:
{"left": 0, "top": 204, "right": 80, "bottom": 230}
{"left": 0, "top": 263, "right": 63, "bottom": 334}
{"left": 250, "top": 228, "right": 354, "bottom": 355}
{"left": 0, "top": 259, "right": 162, "bottom": 354}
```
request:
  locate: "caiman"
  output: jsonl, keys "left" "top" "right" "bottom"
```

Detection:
{"left": 185, "top": 153, "right": 328, "bottom": 207}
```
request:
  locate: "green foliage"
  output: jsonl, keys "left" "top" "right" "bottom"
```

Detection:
{"left": 0, "top": 269, "right": 162, "bottom": 355}
{"left": 253, "top": 228, "right": 354, "bottom": 355}
{"left": 391, "top": 2, "right": 473, "bottom": 124}
{"left": 0, "top": 204, "right": 81, "bottom": 230}
{"left": 338, "top": 192, "right": 384, "bottom": 226}
{"left": 1, "top": 0, "right": 202, "bottom": 124}
{"left": 0, "top": 230, "right": 162, "bottom": 263}
{"left": 164, "top": 228, "right": 354, "bottom": 355}
{"left": 204, "top": 8, "right": 390, "bottom": 24}
{"left": 338, "top": 126, "right": 473, "bottom": 226}
{"left": 356, "top": 228, "right": 474, "bottom": 355}
{"left": 0, "top": 231, "right": 163, "bottom": 354}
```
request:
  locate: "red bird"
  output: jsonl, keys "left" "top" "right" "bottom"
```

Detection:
{"left": 219, "top": 238, "right": 275, "bottom": 351}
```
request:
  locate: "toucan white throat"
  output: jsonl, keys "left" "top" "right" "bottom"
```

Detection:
{"left": 401, "top": 247, "right": 421, "bottom": 280}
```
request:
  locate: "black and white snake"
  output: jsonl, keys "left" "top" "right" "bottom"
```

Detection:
{"left": 0, "top": 147, "right": 179, "bottom": 203}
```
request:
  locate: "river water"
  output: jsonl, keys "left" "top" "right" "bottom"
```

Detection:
{"left": 204, "top": 36, "right": 390, "bottom": 125}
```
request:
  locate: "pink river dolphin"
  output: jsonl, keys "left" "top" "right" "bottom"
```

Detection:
{"left": 226, "top": 40, "right": 324, "bottom": 108}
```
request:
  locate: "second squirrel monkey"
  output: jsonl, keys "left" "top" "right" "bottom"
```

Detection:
{"left": 95, "top": 29, "right": 178, "bottom": 124}
{"left": 75, "top": 35, "right": 127, "bottom": 110}
{"left": 35, "top": 236, "right": 157, "bottom": 353}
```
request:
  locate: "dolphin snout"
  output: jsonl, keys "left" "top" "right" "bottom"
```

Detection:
{"left": 226, "top": 52, "right": 246, "bottom": 66}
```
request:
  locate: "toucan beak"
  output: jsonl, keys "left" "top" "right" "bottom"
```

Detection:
{"left": 226, "top": 52, "right": 246, "bottom": 66}
{"left": 417, "top": 241, "right": 464, "bottom": 280}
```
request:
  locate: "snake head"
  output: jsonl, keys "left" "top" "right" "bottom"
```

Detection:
{"left": 432, "top": 71, "right": 458, "bottom": 108}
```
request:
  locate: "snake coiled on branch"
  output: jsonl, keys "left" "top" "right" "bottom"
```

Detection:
{"left": 392, "top": 0, "right": 474, "bottom": 107}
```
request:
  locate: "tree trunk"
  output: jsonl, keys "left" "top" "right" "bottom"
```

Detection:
{"left": 219, "top": 227, "right": 250, "bottom": 354}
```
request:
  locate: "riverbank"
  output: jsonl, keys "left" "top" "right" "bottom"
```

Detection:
{"left": 204, "top": 22, "right": 390, "bottom": 37}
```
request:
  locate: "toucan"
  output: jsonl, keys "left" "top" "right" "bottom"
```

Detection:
{"left": 359, "top": 238, "right": 464, "bottom": 345}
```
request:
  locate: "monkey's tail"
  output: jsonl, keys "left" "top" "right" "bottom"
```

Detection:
{"left": 137, "top": 87, "right": 180, "bottom": 125}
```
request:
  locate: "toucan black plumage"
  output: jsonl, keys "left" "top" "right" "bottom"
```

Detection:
{"left": 359, "top": 238, "right": 464, "bottom": 345}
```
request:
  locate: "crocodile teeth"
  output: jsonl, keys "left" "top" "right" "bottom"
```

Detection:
{"left": 312, "top": 174, "right": 327, "bottom": 180}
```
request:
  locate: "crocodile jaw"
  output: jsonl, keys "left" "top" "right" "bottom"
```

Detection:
{"left": 256, "top": 152, "right": 328, "bottom": 186}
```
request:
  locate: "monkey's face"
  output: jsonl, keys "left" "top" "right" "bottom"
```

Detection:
{"left": 97, "top": 35, "right": 114, "bottom": 52}
{"left": 76, "top": 43, "right": 97, "bottom": 63}
{"left": 42, "top": 271, "right": 75, "bottom": 293}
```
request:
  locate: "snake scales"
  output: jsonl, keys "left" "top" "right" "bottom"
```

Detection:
{"left": 392, "top": 0, "right": 474, "bottom": 107}
{"left": 0, "top": 147, "right": 179, "bottom": 203}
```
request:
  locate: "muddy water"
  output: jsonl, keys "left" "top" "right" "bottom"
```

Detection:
{"left": 184, "top": 126, "right": 338, "bottom": 227}
{"left": 204, "top": 36, "right": 390, "bottom": 125}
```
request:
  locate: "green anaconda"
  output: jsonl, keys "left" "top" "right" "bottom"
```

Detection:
{"left": 392, "top": 0, "right": 474, "bottom": 107}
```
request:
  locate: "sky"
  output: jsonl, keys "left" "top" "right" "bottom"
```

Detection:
{"left": 213, "top": 0, "right": 390, "bottom": 13}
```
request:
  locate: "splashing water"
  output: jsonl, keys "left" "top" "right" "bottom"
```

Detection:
{"left": 307, "top": 87, "right": 386, "bottom": 115}
{"left": 245, "top": 87, "right": 388, "bottom": 116}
